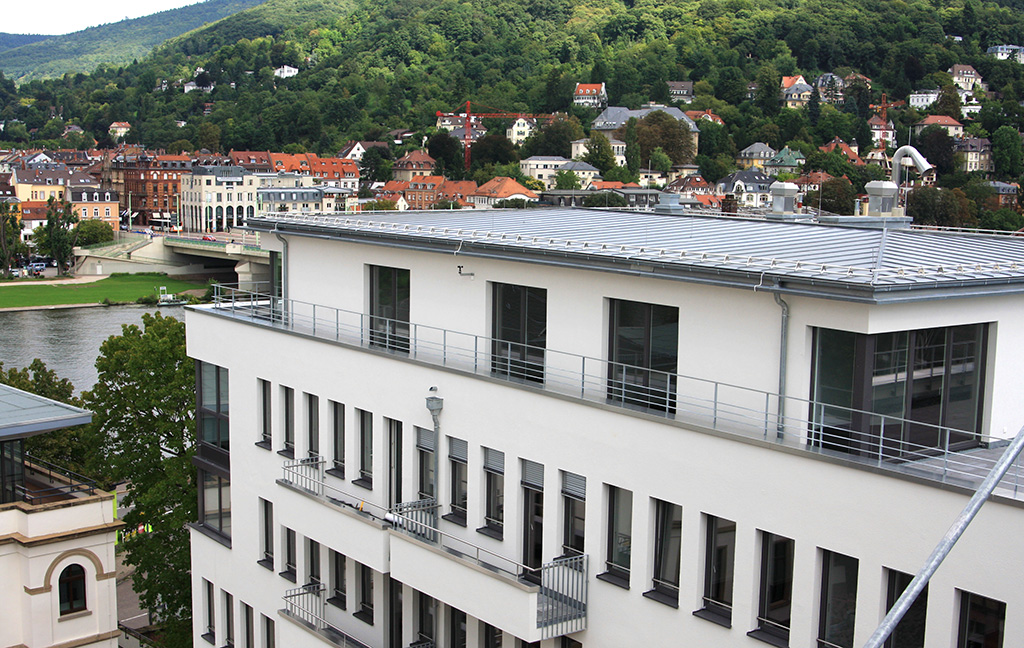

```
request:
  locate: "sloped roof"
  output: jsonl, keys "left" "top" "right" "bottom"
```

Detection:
{"left": 472, "top": 176, "right": 538, "bottom": 199}
{"left": 917, "top": 115, "right": 962, "bottom": 127}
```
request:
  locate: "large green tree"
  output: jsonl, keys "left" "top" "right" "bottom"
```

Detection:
{"left": 582, "top": 133, "right": 616, "bottom": 174}
{"left": 82, "top": 313, "right": 196, "bottom": 647}
{"left": 623, "top": 110, "right": 695, "bottom": 167}
{"left": 906, "top": 186, "right": 977, "bottom": 227}
{"left": 992, "top": 125, "right": 1023, "bottom": 178}
{"left": 73, "top": 219, "right": 114, "bottom": 247}
{"left": 42, "top": 197, "right": 78, "bottom": 275}
{"left": 0, "top": 201, "right": 23, "bottom": 277}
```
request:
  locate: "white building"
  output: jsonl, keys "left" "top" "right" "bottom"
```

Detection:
{"left": 506, "top": 118, "right": 538, "bottom": 146}
{"left": 187, "top": 206, "right": 1024, "bottom": 648}
{"left": 570, "top": 138, "right": 626, "bottom": 168}
{"left": 180, "top": 166, "right": 261, "bottom": 232}
{"left": 520, "top": 156, "right": 569, "bottom": 189}
{"left": 274, "top": 65, "right": 299, "bottom": 79}
{"left": 1, "top": 385, "right": 121, "bottom": 648}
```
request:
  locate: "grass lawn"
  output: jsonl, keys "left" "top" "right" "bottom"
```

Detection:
{"left": 0, "top": 274, "right": 208, "bottom": 309}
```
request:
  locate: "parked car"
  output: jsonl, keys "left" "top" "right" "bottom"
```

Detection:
{"left": 202, "top": 235, "right": 217, "bottom": 241}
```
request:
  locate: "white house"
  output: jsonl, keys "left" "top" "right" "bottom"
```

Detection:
{"left": 187, "top": 205, "right": 1024, "bottom": 648}
{"left": 274, "top": 65, "right": 299, "bottom": 79}
{"left": 520, "top": 156, "right": 569, "bottom": 189}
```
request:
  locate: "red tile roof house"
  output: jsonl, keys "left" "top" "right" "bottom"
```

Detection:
{"left": 912, "top": 115, "right": 964, "bottom": 139}
{"left": 573, "top": 82, "right": 608, "bottom": 109}
{"left": 469, "top": 177, "right": 539, "bottom": 207}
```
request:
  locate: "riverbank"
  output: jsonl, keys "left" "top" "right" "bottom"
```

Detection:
{"left": 0, "top": 274, "right": 207, "bottom": 311}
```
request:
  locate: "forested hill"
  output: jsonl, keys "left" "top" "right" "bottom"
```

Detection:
{"left": 0, "top": 0, "right": 268, "bottom": 82}
{"left": 5, "top": 0, "right": 1024, "bottom": 164}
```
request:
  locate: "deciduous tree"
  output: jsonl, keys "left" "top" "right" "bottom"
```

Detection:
{"left": 582, "top": 133, "right": 616, "bottom": 173}
{"left": 554, "top": 170, "right": 582, "bottom": 190}
{"left": 0, "top": 201, "right": 23, "bottom": 277}
{"left": 43, "top": 197, "right": 78, "bottom": 275}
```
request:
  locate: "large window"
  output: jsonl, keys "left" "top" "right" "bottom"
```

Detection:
{"left": 482, "top": 448, "right": 504, "bottom": 538}
{"left": 282, "top": 386, "right": 294, "bottom": 457}
{"left": 330, "top": 551, "right": 347, "bottom": 609}
{"left": 604, "top": 485, "right": 632, "bottom": 585}
{"left": 259, "top": 499, "right": 273, "bottom": 568}
{"left": 819, "top": 550, "right": 859, "bottom": 648}
{"left": 307, "top": 539, "right": 321, "bottom": 586}
{"left": 449, "top": 607, "right": 467, "bottom": 648}
{"left": 886, "top": 570, "right": 927, "bottom": 648}
{"left": 330, "top": 401, "right": 345, "bottom": 476}
{"left": 812, "top": 324, "right": 986, "bottom": 459}
{"left": 282, "top": 528, "right": 296, "bottom": 582}
{"left": 416, "top": 427, "right": 435, "bottom": 499}
{"left": 700, "top": 515, "right": 735, "bottom": 622}
{"left": 258, "top": 379, "right": 271, "bottom": 446}
{"left": 446, "top": 436, "right": 468, "bottom": 525}
{"left": 562, "top": 472, "right": 586, "bottom": 557}
{"left": 958, "top": 591, "right": 1005, "bottom": 648}
{"left": 58, "top": 564, "right": 86, "bottom": 615}
{"left": 492, "top": 283, "right": 547, "bottom": 382}
{"left": 647, "top": 499, "right": 681, "bottom": 605}
{"left": 417, "top": 592, "right": 435, "bottom": 642}
{"left": 306, "top": 393, "right": 319, "bottom": 458}
{"left": 608, "top": 299, "right": 678, "bottom": 412}
{"left": 198, "top": 362, "right": 230, "bottom": 450}
{"left": 356, "top": 409, "right": 373, "bottom": 488}
{"left": 356, "top": 563, "right": 374, "bottom": 624}
{"left": 369, "top": 265, "right": 410, "bottom": 352}
{"left": 199, "top": 471, "right": 231, "bottom": 538}
{"left": 755, "top": 532, "right": 794, "bottom": 642}
{"left": 203, "top": 579, "right": 215, "bottom": 643}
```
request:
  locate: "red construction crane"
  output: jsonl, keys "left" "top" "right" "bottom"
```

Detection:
{"left": 437, "top": 101, "right": 557, "bottom": 170}
{"left": 870, "top": 93, "right": 905, "bottom": 124}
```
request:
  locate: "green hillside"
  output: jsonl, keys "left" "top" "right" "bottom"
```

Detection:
{"left": 0, "top": 33, "right": 52, "bottom": 54}
{"left": 0, "top": 0, "right": 268, "bottom": 82}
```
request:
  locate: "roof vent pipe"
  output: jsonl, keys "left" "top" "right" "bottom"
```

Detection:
{"left": 765, "top": 181, "right": 800, "bottom": 221}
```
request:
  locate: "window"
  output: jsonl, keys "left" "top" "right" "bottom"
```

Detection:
{"left": 241, "top": 603, "right": 254, "bottom": 648}
{"left": 307, "top": 539, "right": 321, "bottom": 586}
{"left": 223, "top": 591, "right": 234, "bottom": 647}
{"left": 356, "top": 409, "right": 373, "bottom": 488}
{"left": 203, "top": 579, "right": 215, "bottom": 643}
{"left": 330, "top": 551, "right": 346, "bottom": 609}
{"left": 262, "top": 615, "right": 275, "bottom": 648}
{"left": 356, "top": 563, "right": 374, "bottom": 624}
{"left": 58, "top": 564, "right": 86, "bottom": 615}
{"left": 483, "top": 624, "right": 503, "bottom": 648}
{"left": 480, "top": 448, "right": 504, "bottom": 538}
{"left": 369, "top": 265, "right": 410, "bottom": 352}
{"left": 753, "top": 532, "right": 794, "bottom": 643}
{"left": 886, "top": 570, "right": 927, "bottom": 648}
{"left": 281, "top": 387, "right": 294, "bottom": 456}
{"left": 417, "top": 592, "right": 435, "bottom": 642}
{"left": 259, "top": 499, "right": 273, "bottom": 569}
{"left": 957, "top": 590, "right": 1005, "bottom": 648}
{"left": 199, "top": 471, "right": 231, "bottom": 538}
{"left": 330, "top": 401, "right": 345, "bottom": 476}
{"left": 811, "top": 324, "right": 986, "bottom": 459}
{"left": 416, "top": 427, "right": 435, "bottom": 499}
{"left": 492, "top": 283, "right": 547, "bottom": 382}
{"left": 603, "top": 485, "right": 632, "bottom": 586}
{"left": 258, "top": 379, "right": 271, "bottom": 447}
{"left": 306, "top": 393, "right": 319, "bottom": 458}
{"left": 561, "top": 471, "right": 586, "bottom": 556}
{"left": 446, "top": 436, "right": 468, "bottom": 525}
{"left": 700, "top": 515, "right": 735, "bottom": 622}
{"left": 449, "top": 607, "right": 467, "bottom": 648}
{"left": 819, "top": 550, "right": 859, "bottom": 648}
{"left": 645, "top": 499, "right": 682, "bottom": 606}
{"left": 282, "top": 528, "right": 296, "bottom": 582}
{"left": 197, "top": 361, "right": 230, "bottom": 450}
{"left": 608, "top": 299, "right": 678, "bottom": 412}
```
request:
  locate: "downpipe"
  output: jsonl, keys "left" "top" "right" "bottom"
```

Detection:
{"left": 773, "top": 292, "right": 789, "bottom": 439}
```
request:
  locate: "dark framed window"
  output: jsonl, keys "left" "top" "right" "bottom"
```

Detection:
{"left": 700, "top": 515, "right": 735, "bottom": 622}
{"left": 282, "top": 528, "right": 296, "bottom": 582}
{"left": 819, "top": 550, "right": 859, "bottom": 648}
{"left": 957, "top": 590, "right": 1005, "bottom": 648}
{"left": 886, "top": 570, "right": 927, "bottom": 648}
{"left": 203, "top": 579, "right": 215, "bottom": 643}
{"left": 356, "top": 563, "right": 374, "bottom": 624}
{"left": 223, "top": 591, "right": 234, "bottom": 647}
{"left": 483, "top": 623, "right": 503, "bottom": 648}
{"left": 603, "top": 485, "right": 632, "bottom": 584}
{"left": 446, "top": 436, "right": 468, "bottom": 525}
{"left": 449, "top": 607, "right": 467, "bottom": 648}
{"left": 356, "top": 409, "right": 373, "bottom": 488}
{"left": 241, "top": 603, "right": 254, "bottom": 648}
{"left": 330, "top": 550, "right": 347, "bottom": 609}
{"left": 417, "top": 426, "right": 435, "bottom": 499}
{"left": 645, "top": 499, "right": 681, "bottom": 606}
{"left": 199, "top": 470, "right": 231, "bottom": 538}
{"left": 258, "top": 379, "right": 271, "bottom": 447}
{"left": 307, "top": 539, "right": 320, "bottom": 586}
{"left": 561, "top": 472, "right": 586, "bottom": 557}
{"left": 197, "top": 361, "right": 230, "bottom": 450}
{"left": 811, "top": 324, "right": 986, "bottom": 459}
{"left": 753, "top": 531, "right": 794, "bottom": 643}
{"left": 306, "top": 393, "right": 319, "bottom": 458}
{"left": 281, "top": 386, "right": 294, "bottom": 457}
{"left": 608, "top": 299, "right": 678, "bottom": 413}
{"left": 262, "top": 615, "right": 275, "bottom": 648}
{"left": 330, "top": 401, "right": 345, "bottom": 476}
{"left": 369, "top": 265, "right": 410, "bottom": 353}
{"left": 417, "top": 592, "right": 435, "bottom": 642}
{"left": 259, "top": 499, "right": 273, "bottom": 568}
{"left": 492, "top": 283, "right": 547, "bottom": 382}
{"left": 58, "top": 564, "right": 86, "bottom": 615}
{"left": 481, "top": 448, "right": 504, "bottom": 538}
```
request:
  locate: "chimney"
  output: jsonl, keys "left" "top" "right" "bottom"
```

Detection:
{"left": 722, "top": 194, "right": 739, "bottom": 215}
{"left": 865, "top": 180, "right": 898, "bottom": 217}
{"left": 765, "top": 181, "right": 800, "bottom": 220}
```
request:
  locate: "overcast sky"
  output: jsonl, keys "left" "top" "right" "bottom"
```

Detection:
{"left": 5, "top": 0, "right": 205, "bottom": 36}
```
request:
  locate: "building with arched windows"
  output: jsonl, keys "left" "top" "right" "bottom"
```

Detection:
{"left": 180, "top": 166, "right": 261, "bottom": 233}
{"left": 0, "top": 384, "right": 122, "bottom": 648}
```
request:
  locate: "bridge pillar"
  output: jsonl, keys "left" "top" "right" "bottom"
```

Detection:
{"left": 235, "top": 260, "right": 271, "bottom": 292}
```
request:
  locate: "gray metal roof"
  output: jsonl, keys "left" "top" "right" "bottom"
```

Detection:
{"left": 248, "top": 208, "right": 1024, "bottom": 302}
{"left": 0, "top": 384, "right": 92, "bottom": 441}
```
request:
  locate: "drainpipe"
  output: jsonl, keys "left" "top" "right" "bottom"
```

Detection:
{"left": 773, "top": 292, "right": 789, "bottom": 438}
{"left": 274, "top": 229, "right": 287, "bottom": 299}
{"left": 862, "top": 424, "right": 1024, "bottom": 648}
{"left": 425, "top": 393, "right": 443, "bottom": 506}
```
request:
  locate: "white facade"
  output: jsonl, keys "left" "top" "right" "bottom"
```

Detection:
{"left": 188, "top": 209, "right": 1024, "bottom": 648}
{"left": 506, "top": 118, "right": 537, "bottom": 146}
{"left": 520, "top": 156, "right": 569, "bottom": 190}
{"left": 180, "top": 166, "right": 261, "bottom": 232}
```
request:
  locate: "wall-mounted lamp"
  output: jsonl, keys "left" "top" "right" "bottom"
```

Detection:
{"left": 457, "top": 265, "right": 475, "bottom": 279}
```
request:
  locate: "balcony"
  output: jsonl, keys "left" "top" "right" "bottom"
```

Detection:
{"left": 282, "top": 584, "right": 371, "bottom": 648}
{"left": 8, "top": 454, "right": 98, "bottom": 506}
{"left": 206, "top": 286, "right": 1024, "bottom": 501}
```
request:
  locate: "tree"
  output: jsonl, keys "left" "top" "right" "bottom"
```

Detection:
{"left": 82, "top": 313, "right": 195, "bottom": 647}
{"left": 932, "top": 85, "right": 962, "bottom": 120}
{"left": 360, "top": 147, "right": 393, "bottom": 183}
{"left": 196, "top": 121, "right": 221, "bottom": 152}
{"left": 1, "top": 201, "right": 23, "bottom": 277}
{"left": 470, "top": 134, "right": 517, "bottom": 169}
{"left": 520, "top": 118, "right": 585, "bottom": 159}
{"left": 625, "top": 110, "right": 695, "bottom": 166}
{"left": 906, "top": 187, "right": 977, "bottom": 227}
{"left": 754, "top": 67, "right": 781, "bottom": 117}
{"left": 167, "top": 139, "right": 194, "bottom": 154}
{"left": 74, "top": 219, "right": 114, "bottom": 247}
{"left": 806, "top": 177, "right": 857, "bottom": 215}
{"left": 428, "top": 132, "right": 464, "bottom": 179}
{"left": 915, "top": 125, "right": 957, "bottom": 177}
{"left": 43, "top": 197, "right": 78, "bottom": 275}
{"left": 624, "top": 117, "right": 641, "bottom": 174}
{"left": 554, "top": 170, "right": 582, "bottom": 190}
{"left": 364, "top": 199, "right": 398, "bottom": 211}
{"left": 582, "top": 133, "right": 616, "bottom": 173}
{"left": 583, "top": 192, "right": 628, "bottom": 207}
{"left": 650, "top": 147, "right": 673, "bottom": 174}
{"left": 992, "top": 125, "right": 1023, "bottom": 178}
{"left": 431, "top": 200, "right": 462, "bottom": 209}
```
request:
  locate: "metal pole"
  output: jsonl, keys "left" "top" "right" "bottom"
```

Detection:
{"left": 862, "top": 424, "right": 1024, "bottom": 648}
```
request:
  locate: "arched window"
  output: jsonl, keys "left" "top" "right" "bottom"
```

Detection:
{"left": 58, "top": 564, "right": 86, "bottom": 614}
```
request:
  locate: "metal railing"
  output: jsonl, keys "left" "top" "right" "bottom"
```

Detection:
{"left": 19, "top": 455, "right": 98, "bottom": 503}
{"left": 212, "top": 286, "right": 1024, "bottom": 500}
{"left": 282, "top": 584, "right": 371, "bottom": 648}
{"left": 538, "top": 554, "right": 588, "bottom": 638}
{"left": 280, "top": 458, "right": 392, "bottom": 521}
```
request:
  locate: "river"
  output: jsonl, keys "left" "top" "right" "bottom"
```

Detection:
{"left": 0, "top": 304, "right": 184, "bottom": 393}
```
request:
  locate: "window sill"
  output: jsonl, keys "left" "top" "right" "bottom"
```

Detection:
{"left": 596, "top": 571, "right": 629, "bottom": 589}
{"left": 476, "top": 525, "right": 503, "bottom": 541}
{"left": 255, "top": 440, "right": 271, "bottom": 451}
{"left": 442, "top": 512, "right": 467, "bottom": 527}
{"left": 201, "top": 633, "right": 216, "bottom": 645}
{"left": 326, "top": 467, "right": 345, "bottom": 480}
{"left": 279, "top": 570, "right": 296, "bottom": 583}
{"left": 257, "top": 558, "right": 274, "bottom": 571}
{"left": 189, "top": 523, "right": 232, "bottom": 549}
{"left": 693, "top": 608, "right": 732, "bottom": 628}
{"left": 352, "top": 478, "right": 373, "bottom": 490}
{"left": 353, "top": 610, "right": 374, "bottom": 625}
{"left": 277, "top": 449, "right": 294, "bottom": 459}
{"left": 747, "top": 629, "right": 789, "bottom": 648}
{"left": 58, "top": 609, "right": 92, "bottom": 622}
{"left": 642, "top": 588, "right": 679, "bottom": 608}
{"left": 328, "top": 596, "right": 346, "bottom": 611}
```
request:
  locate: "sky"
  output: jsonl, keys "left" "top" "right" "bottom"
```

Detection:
{"left": 5, "top": 0, "right": 206, "bottom": 36}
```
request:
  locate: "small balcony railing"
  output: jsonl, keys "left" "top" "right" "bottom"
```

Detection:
{"left": 211, "top": 285, "right": 1024, "bottom": 500}
{"left": 282, "top": 584, "right": 371, "bottom": 648}
{"left": 18, "top": 455, "right": 98, "bottom": 504}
